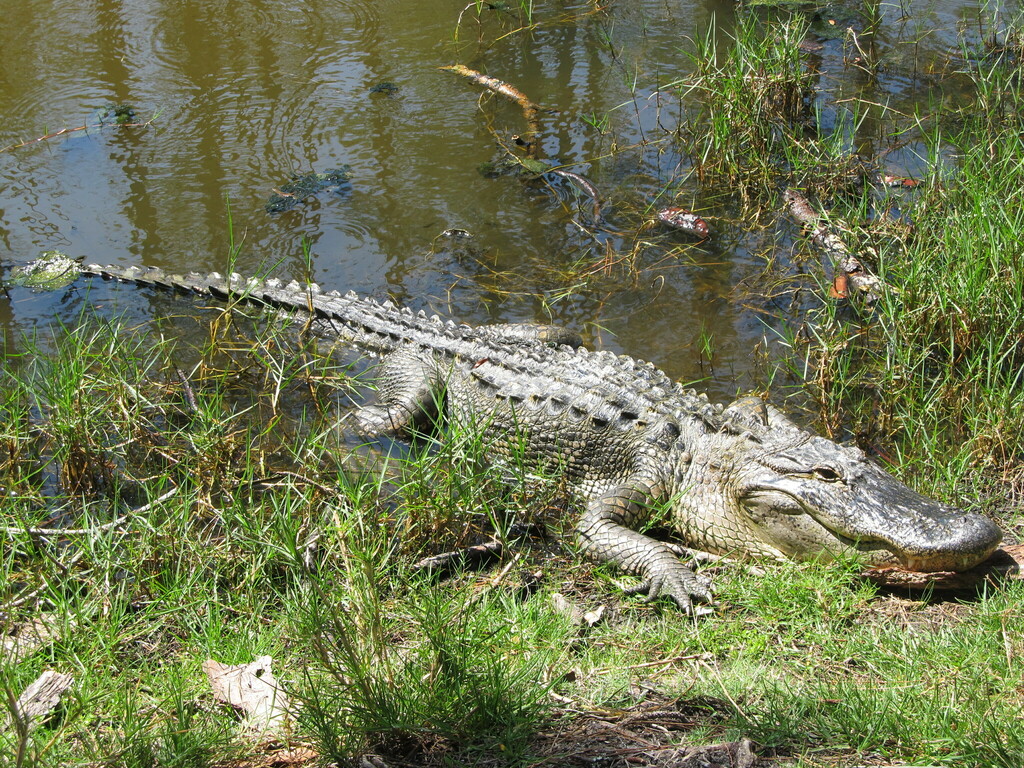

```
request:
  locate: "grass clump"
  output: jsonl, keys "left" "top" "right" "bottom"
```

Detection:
{"left": 299, "top": 577, "right": 561, "bottom": 762}
{"left": 675, "top": 14, "right": 817, "bottom": 198}
{"left": 792, "top": 50, "right": 1024, "bottom": 513}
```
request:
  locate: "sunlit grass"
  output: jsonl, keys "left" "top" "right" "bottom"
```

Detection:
{"left": 674, "top": 14, "right": 814, "bottom": 198}
{"left": 3, "top": 17, "right": 1024, "bottom": 768}
{"left": 1, "top": 294, "right": 1022, "bottom": 767}
{"left": 790, "top": 50, "right": 1024, "bottom": 522}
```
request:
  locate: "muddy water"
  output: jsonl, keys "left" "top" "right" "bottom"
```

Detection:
{"left": 0, "top": 0, "right": 1005, "bottom": 401}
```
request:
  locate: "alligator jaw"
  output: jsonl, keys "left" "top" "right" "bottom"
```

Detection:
{"left": 832, "top": 463, "right": 1002, "bottom": 572}
{"left": 811, "top": 518, "right": 1001, "bottom": 572}
{"left": 862, "top": 508, "right": 1002, "bottom": 572}
{"left": 741, "top": 476, "right": 1003, "bottom": 573}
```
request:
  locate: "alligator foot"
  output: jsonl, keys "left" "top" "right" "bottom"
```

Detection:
{"left": 622, "top": 569, "right": 715, "bottom": 616}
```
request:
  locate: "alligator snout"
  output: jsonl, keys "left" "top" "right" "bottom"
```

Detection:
{"left": 743, "top": 458, "right": 1005, "bottom": 573}
{"left": 889, "top": 511, "right": 1002, "bottom": 572}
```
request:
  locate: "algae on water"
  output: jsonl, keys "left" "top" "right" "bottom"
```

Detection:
{"left": 6, "top": 250, "right": 80, "bottom": 291}
{"left": 265, "top": 167, "right": 353, "bottom": 213}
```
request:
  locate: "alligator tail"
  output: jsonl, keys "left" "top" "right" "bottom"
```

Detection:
{"left": 80, "top": 263, "right": 450, "bottom": 354}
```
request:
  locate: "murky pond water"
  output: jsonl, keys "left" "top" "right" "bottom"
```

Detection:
{"left": 0, "top": 0, "right": 1009, "bottom": 401}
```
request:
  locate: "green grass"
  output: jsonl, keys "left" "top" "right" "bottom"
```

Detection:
{"left": 3, "top": 15, "right": 1024, "bottom": 768}
{"left": 674, "top": 14, "right": 818, "bottom": 199}
{"left": 0, "top": 311, "right": 572, "bottom": 767}
{"left": 788, "top": 48, "right": 1024, "bottom": 524}
{"left": 1, "top": 294, "right": 1022, "bottom": 768}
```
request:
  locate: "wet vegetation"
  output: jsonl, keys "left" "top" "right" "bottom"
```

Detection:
{"left": 677, "top": 15, "right": 818, "bottom": 196}
{"left": 3, "top": 3, "right": 1024, "bottom": 768}
{"left": 786, "top": 32, "right": 1024, "bottom": 510}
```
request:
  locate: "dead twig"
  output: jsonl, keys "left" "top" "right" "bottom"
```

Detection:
{"left": 413, "top": 538, "right": 505, "bottom": 577}
{"left": 784, "top": 188, "right": 883, "bottom": 303}
{"left": 440, "top": 64, "right": 543, "bottom": 156}
{"left": 1, "top": 614, "right": 73, "bottom": 662}
{"left": 547, "top": 168, "right": 603, "bottom": 222}
{"left": 0, "top": 487, "right": 179, "bottom": 538}
{"left": 590, "top": 653, "right": 711, "bottom": 676}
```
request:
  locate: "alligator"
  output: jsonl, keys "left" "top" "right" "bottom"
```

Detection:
{"left": 54, "top": 261, "right": 1003, "bottom": 612}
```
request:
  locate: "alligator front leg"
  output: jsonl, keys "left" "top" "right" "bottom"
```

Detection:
{"left": 575, "top": 481, "right": 713, "bottom": 614}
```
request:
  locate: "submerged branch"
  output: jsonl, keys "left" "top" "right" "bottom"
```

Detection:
{"left": 784, "top": 188, "right": 883, "bottom": 303}
{"left": 547, "top": 168, "right": 602, "bottom": 222}
{"left": 0, "top": 118, "right": 156, "bottom": 154}
{"left": 440, "top": 64, "right": 543, "bottom": 155}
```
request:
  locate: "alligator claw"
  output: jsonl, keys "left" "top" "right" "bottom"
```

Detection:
{"left": 624, "top": 570, "right": 715, "bottom": 616}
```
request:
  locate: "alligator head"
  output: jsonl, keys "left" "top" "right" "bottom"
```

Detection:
{"left": 712, "top": 398, "right": 1002, "bottom": 572}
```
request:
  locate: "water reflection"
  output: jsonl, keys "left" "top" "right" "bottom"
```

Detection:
{"left": 0, "top": 0, "right": 1001, "bottom": 397}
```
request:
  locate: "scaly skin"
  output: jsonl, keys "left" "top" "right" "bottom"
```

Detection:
{"left": 74, "top": 262, "right": 1003, "bottom": 612}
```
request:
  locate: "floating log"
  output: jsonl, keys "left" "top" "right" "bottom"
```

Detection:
{"left": 784, "top": 188, "right": 883, "bottom": 303}
{"left": 440, "top": 65, "right": 543, "bottom": 156}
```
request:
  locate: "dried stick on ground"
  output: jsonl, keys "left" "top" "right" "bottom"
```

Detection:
{"left": 440, "top": 65, "right": 543, "bottom": 156}
{"left": 7, "top": 671, "right": 74, "bottom": 732}
{"left": 0, "top": 487, "right": 179, "bottom": 538}
{"left": 204, "top": 657, "right": 293, "bottom": 738}
{"left": 413, "top": 538, "right": 504, "bottom": 577}
{"left": 784, "top": 188, "right": 883, "bottom": 303}
{"left": 2, "top": 614, "right": 73, "bottom": 662}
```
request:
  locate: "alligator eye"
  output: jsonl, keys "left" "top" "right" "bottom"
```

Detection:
{"left": 812, "top": 465, "right": 844, "bottom": 482}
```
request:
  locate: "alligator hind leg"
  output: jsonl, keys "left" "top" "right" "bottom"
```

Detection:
{"left": 354, "top": 347, "right": 445, "bottom": 435}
